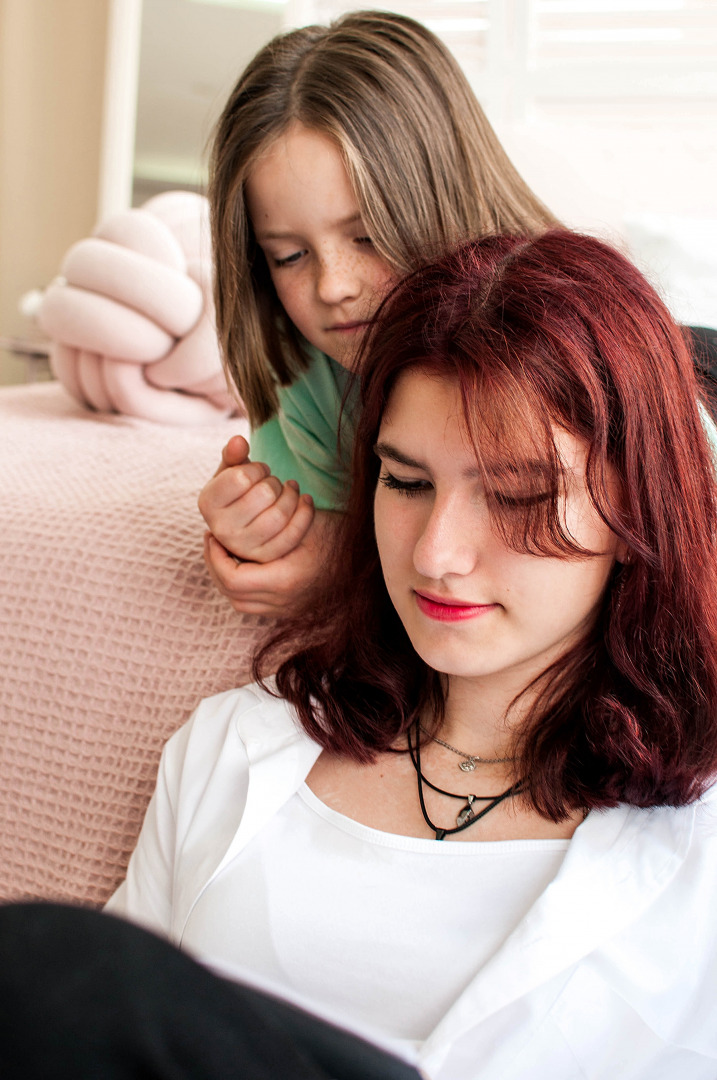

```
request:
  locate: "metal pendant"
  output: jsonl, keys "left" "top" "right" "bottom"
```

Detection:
{"left": 459, "top": 758, "right": 476, "bottom": 772}
{"left": 456, "top": 795, "right": 477, "bottom": 827}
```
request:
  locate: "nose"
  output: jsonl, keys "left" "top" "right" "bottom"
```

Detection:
{"left": 412, "top": 494, "right": 487, "bottom": 581}
{"left": 315, "top": 249, "right": 362, "bottom": 306}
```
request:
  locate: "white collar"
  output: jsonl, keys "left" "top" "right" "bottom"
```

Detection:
{"left": 421, "top": 797, "right": 696, "bottom": 1065}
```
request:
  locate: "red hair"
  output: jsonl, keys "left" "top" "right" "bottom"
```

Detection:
{"left": 256, "top": 230, "right": 717, "bottom": 818}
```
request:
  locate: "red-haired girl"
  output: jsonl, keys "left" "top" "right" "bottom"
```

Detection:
{"left": 104, "top": 230, "right": 717, "bottom": 1078}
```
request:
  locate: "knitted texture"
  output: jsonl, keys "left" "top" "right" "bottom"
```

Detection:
{"left": 0, "top": 383, "right": 269, "bottom": 905}
{"left": 38, "top": 191, "right": 242, "bottom": 425}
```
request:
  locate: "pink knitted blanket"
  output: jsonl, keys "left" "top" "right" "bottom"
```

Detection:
{"left": 0, "top": 383, "right": 268, "bottom": 904}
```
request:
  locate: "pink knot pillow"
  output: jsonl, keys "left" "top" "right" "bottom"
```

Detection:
{"left": 39, "top": 191, "right": 242, "bottom": 425}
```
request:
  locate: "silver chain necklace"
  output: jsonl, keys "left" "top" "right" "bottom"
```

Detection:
{"left": 419, "top": 723, "right": 515, "bottom": 772}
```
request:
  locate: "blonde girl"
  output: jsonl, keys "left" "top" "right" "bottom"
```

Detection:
{"left": 198, "top": 10, "right": 556, "bottom": 614}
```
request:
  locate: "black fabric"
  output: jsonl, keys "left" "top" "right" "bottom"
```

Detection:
{"left": 688, "top": 325, "right": 717, "bottom": 416}
{"left": 689, "top": 325, "right": 717, "bottom": 379}
{"left": 0, "top": 903, "right": 422, "bottom": 1080}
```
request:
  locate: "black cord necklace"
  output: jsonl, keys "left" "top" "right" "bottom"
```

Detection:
{"left": 407, "top": 722, "right": 524, "bottom": 841}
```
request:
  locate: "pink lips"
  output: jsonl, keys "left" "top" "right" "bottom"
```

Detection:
{"left": 414, "top": 590, "right": 497, "bottom": 623}
{"left": 328, "top": 321, "right": 369, "bottom": 333}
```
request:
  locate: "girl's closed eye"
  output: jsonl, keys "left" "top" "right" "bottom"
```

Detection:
{"left": 272, "top": 249, "right": 306, "bottom": 269}
{"left": 492, "top": 488, "right": 552, "bottom": 509}
{"left": 379, "top": 471, "right": 431, "bottom": 497}
{"left": 379, "top": 474, "right": 552, "bottom": 506}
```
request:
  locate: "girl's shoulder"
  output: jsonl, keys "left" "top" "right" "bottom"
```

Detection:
{"left": 182, "top": 678, "right": 303, "bottom": 750}
{"left": 693, "top": 777, "right": 717, "bottom": 838}
{"left": 157, "top": 680, "right": 319, "bottom": 823}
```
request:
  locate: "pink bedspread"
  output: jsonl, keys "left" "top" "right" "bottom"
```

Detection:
{"left": 0, "top": 383, "right": 267, "bottom": 904}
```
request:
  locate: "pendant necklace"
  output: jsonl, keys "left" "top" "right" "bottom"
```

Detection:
{"left": 408, "top": 722, "right": 524, "bottom": 841}
{"left": 419, "top": 722, "right": 514, "bottom": 772}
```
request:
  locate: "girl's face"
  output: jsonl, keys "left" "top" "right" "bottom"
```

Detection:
{"left": 373, "top": 369, "right": 621, "bottom": 705}
{"left": 246, "top": 122, "right": 397, "bottom": 370}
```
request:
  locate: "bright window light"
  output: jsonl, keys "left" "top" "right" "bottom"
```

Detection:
{"left": 541, "top": 27, "right": 683, "bottom": 41}
{"left": 537, "top": 1, "right": 686, "bottom": 12}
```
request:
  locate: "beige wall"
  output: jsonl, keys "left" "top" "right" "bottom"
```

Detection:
{"left": 0, "top": 0, "right": 109, "bottom": 384}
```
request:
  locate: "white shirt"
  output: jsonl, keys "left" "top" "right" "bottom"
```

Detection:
{"left": 108, "top": 682, "right": 717, "bottom": 1080}
{"left": 180, "top": 781, "right": 568, "bottom": 1045}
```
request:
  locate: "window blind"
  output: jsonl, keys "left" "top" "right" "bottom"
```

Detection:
{"left": 285, "top": 1, "right": 717, "bottom": 123}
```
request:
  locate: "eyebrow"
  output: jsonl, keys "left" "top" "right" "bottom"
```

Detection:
{"left": 254, "top": 213, "right": 364, "bottom": 243}
{"left": 373, "top": 441, "right": 554, "bottom": 481}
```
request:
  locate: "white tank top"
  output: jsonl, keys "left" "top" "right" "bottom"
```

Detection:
{"left": 182, "top": 783, "right": 569, "bottom": 1043}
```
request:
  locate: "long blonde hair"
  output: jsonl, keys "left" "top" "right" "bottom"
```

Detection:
{"left": 210, "top": 10, "right": 556, "bottom": 425}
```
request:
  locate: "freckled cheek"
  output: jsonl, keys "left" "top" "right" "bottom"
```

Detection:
{"left": 349, "top": 252, "right": 397, "bottom": 303}
{"left": 271, "top": 277, "right": 312, "bottom": 327}
{"left": 372, "top": 265, "right": 399, "bottom": 302}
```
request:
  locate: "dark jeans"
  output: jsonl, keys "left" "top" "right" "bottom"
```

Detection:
{"left": 0, "top": 902, "right": 422, "bottom": 1080}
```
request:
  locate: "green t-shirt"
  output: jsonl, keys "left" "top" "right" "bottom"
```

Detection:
{"left": 249, "top": 346, "right": 357, "bottom": 512}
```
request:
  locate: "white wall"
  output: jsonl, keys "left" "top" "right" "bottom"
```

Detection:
{"left": 0, "top": 0, "right": 110, "bottom": 384}
{"left": 498, "top": 118, "right": 717, "bottom": 327}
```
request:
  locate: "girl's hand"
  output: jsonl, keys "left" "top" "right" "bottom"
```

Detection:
{"left": 203, "top": 510, "right": 338, "bottom": 615}
{"left": 198, "top": 435, "right": 315, "bottom": 564}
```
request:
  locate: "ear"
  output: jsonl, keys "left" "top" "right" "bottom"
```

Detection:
{"left": 614, "top": 539, "right": 630, "bottom": 566}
